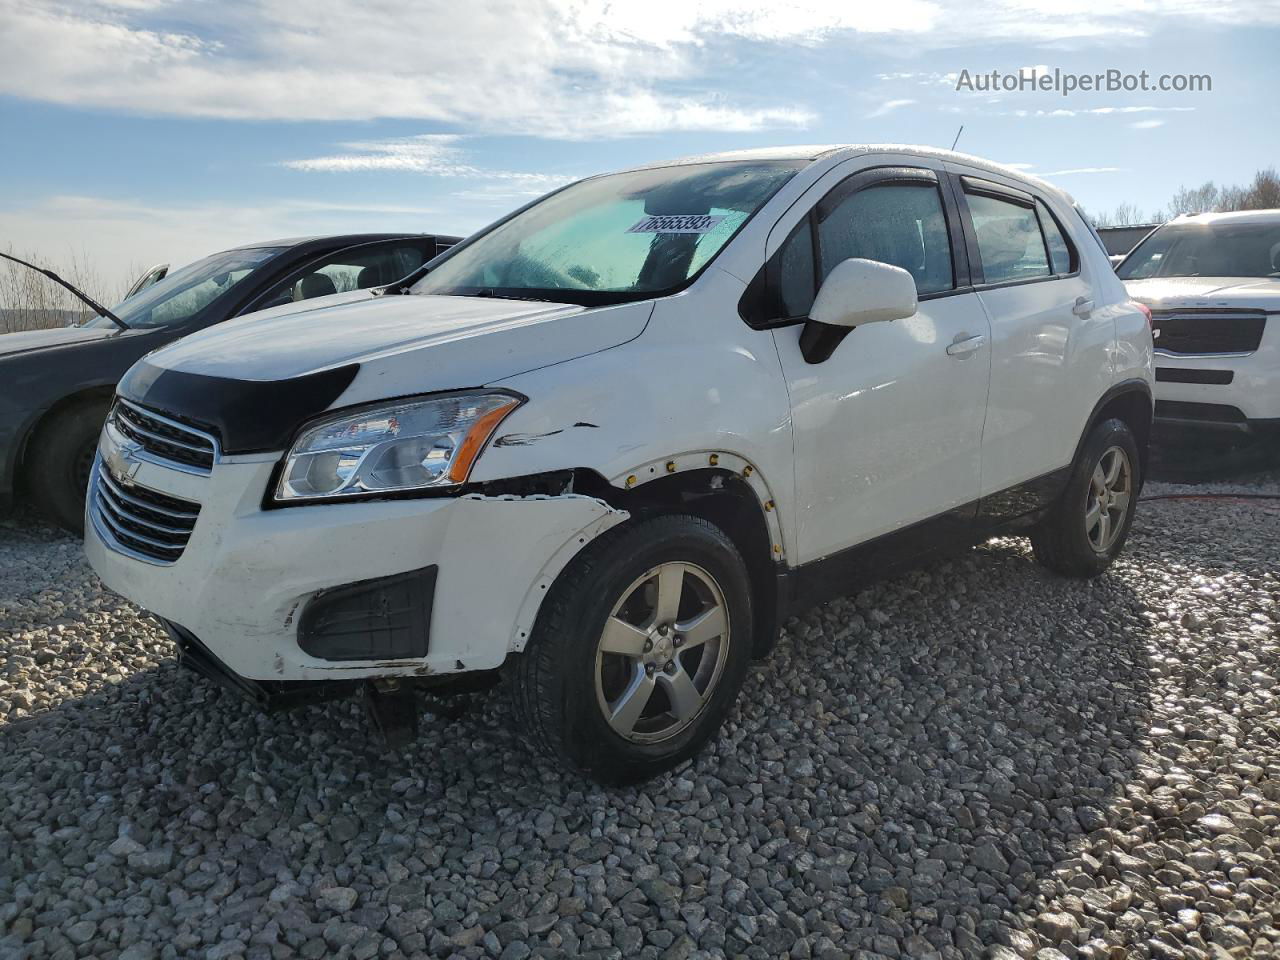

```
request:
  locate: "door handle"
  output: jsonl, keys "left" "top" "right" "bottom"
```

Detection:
{"left": 946, "top": 334, "right": 987, "bottom": 357}
{"left": 1072, "top": 296, "right": 1094, "bottom": 317}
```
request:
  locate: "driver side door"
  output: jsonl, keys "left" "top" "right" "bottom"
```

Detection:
{"left": 769, "top": 165, "right": 992, "bottom": 565}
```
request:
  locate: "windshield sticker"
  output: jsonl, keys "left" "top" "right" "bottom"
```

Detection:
{"left": 627, "top": 215, "right": 727, "bottom": 235}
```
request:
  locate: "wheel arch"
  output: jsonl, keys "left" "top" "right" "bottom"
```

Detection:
{"left": 1076, "top": 378, "right": 1154, "bottom": 484}
{"left": 579, "top": 464, "right": 784, "bottom": 659}
{"left": 13, "top": 386, "right": 115, "bottom": 490}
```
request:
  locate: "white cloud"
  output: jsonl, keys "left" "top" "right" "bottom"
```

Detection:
{"left": 1130, "top": 119, "right": 1166, "bottom": 130}
{"left": 867, "top": 98, "right": 917, "bottom": 118}
{"left": 574, "top": 0, "right": 941, "bottom": 46}
{"left": 0, "top": 0, "right": 1271, "bottom": 135}
{"left": 281, "top": 134, "right": 565, "bottom": 182}
{"left": 0, "top": 0, "right": 817, "bottom": 135}
{"left": 1006, "top": 105, "right": 1197, "bottom": 119}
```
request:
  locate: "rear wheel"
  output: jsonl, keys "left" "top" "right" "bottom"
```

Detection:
{"left": 1031, "top": 418, "right": 1140, "bottom": 578}
{"left": 509, "top": 514, "right": 753, "bottom": 785}
{"left": 26, "top": 399, "right": 109, "bottom": 536}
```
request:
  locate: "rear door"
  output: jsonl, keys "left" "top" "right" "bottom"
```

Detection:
{"left": 764, "top": 165, "right": 993, "bottom": 564}
{"left": 952, "top": 173, "right": 1106, "bottom": 504}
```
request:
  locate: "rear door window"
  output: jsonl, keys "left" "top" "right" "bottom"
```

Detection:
{"left": 966, "top": 192, "right": 1051, "bottom": 284}
{"left": 1036, "top": 200, "right": 1075, "bottom": 275}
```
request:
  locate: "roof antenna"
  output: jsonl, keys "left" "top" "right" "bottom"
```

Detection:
{"left": 950, "top": 125, "right": 964, "bottom": 151}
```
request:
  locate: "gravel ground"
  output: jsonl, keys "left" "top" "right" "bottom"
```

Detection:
{"left": 1, "top": 457, "right": 1278, "bottom": 960}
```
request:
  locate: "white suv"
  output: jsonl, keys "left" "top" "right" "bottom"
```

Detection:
{"left": 1117, "top": 209, "right": 1280, "bottom": 443}
{"left": 85, "top": 145, "right": 1154, "bottom": 784}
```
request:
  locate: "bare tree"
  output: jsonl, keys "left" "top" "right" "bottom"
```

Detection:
{"left": 1089, "top": 202, "right": 1163, "bottom": 228}
{"left": 1163, "top": 168, "right": 1280, "bottom": 218}
{"left": 1240, "top": 167, "right": 1280, "bottom": 210}
{"left": 1, "top": 248, "right": 134, "bottom": 335}
{"left": 1167, "top": 181, "right": 1221, "bottom": 216}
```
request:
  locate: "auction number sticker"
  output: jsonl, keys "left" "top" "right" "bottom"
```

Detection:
{"left": 627, "top": 214, "right": 726, "bottom": 234}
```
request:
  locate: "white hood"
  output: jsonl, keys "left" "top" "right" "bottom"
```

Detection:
{"left": 1125, "top": 276, "right": 1280, "bottom": 311}
{"left": 146, "top": 292, "right": 652, "bottom": 392}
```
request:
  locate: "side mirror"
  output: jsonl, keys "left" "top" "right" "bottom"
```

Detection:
{"left": 809, "top": 257, "right": 918, "bottom": 329}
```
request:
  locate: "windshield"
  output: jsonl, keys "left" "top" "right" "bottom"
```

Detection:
{"left": 1117, "top": 221, "right": 1280, "bottom": 280}
{"left": 413, "top": 160, "right": 805, "bottom": 305}
{"left": 84, "top": 246, "right": 285, "bottom": 329}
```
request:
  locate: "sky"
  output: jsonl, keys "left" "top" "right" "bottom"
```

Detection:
{"left": 1, "top": 0, "right": 1278, "bottom": 288}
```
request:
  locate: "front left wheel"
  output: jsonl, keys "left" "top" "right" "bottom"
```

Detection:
{"left": 25, "top": 398, "right": 109, "bottom": 536}
{"left": 508, "top": 514, "right": 753, "bottom": 785}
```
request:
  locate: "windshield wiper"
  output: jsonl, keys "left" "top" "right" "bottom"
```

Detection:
{"left": 0, "top": 251, "right": 129, "bottom": 330}
{"left": 471, "top": 288, "right": 559, "bottom": 302}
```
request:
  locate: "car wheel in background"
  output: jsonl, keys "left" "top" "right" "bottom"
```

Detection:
{"left": 1031, "top": 417, "right": 1141, "bottom": 578}
{"left": 26, "top": 398, "right": 109, "bottom": 536}
{"left": 509, "top": 514, "right": 753, "bottom": 785}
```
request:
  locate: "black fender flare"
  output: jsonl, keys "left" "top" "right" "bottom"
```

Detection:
{"left": 1069, "top": 378, "right": 1154, "bottom": 478}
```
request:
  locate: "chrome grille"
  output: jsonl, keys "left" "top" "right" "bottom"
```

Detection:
{"left": 91, "top": 464, "right": 201, "bottom": 564}
{"left": 1151, "top": 310, "right": 1266, "bottom": 356}
{"left": 109, "top": 399, "right": 218, "bottom": 473}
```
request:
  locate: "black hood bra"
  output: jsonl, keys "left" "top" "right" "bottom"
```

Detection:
{"left": 117, "top": 361, "right": 359, "bottom": 455}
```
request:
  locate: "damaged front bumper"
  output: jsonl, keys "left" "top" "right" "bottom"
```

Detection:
{"left": 85, "top": 447, "right": 627, "bottom": 683}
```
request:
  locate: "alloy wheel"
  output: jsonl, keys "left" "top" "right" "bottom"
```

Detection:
{"left": 593, "top": 561, "right": 730, "bottom": 744}
{"left": 1085, "top": 445, "right": 1132, "bottom": 553}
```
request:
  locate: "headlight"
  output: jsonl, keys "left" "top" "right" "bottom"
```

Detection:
{"left": 274, "top": 391, "right": 522, "bottom": 502}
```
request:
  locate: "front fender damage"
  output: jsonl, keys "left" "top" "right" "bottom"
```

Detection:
{"left": 452, "top": 492, "right": 629, "bottom": 656}
{"left": 294, "top": 492, "right": 629, "bottom": 675}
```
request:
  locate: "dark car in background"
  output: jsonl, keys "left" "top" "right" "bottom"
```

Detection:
{"left": 0, "top": 232, "right": 459, "bottom": 532}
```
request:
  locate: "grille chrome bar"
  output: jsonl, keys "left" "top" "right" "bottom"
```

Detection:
{"left": 96, "top": 467, "right": 199, "bottom": 522}
{"left": 97, "top": 490, "right": 193, "bottom": 537}
{"left": 114, "top": 406, "right": 213, "bottom": 456}
{"left": 109, "top": 398, "right": 219, "bottom": 474}
{"left": 91, "top": 463, "right": 201, "bottom": 565}
{"left": 95, "top": 500, "right": 186, "bottom": 554}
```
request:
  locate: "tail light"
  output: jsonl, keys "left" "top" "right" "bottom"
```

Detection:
{"left": 1134, "top": 301, "right": 1153, "bottom": 329}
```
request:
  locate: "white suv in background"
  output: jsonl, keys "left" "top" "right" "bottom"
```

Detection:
{"left": 85, "top": 145, "right": 1154, "bottom": 784}
{"left": 1118, "top": 209, "right": 1280, "bottom": 442}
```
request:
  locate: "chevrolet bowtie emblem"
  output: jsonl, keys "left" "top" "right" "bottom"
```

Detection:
{"left": 113, "top": 439, "right": 145, "bottom": 485}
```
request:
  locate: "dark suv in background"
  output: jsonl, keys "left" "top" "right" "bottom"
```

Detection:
{"left": 0, "top": 232, "right": 458, "bottom": 532}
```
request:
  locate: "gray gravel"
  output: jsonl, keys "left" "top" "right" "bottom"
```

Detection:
{"left": 1, "top": 464, "right": 1278, "bottom": 960}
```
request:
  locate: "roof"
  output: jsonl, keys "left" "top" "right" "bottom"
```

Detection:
{"left": 666, "top": 144, "right": 1075, "bottom": 202}
{"left": 1170, "top": 209, "right": 1280, "bottom": 225}
{"left": 1097, "top": 224, "right": 1162, "bottom": 233}
{"left": 672, "top": 145, "right": 845, "bottom": 163}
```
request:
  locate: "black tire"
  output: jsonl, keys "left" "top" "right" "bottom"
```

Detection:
{"left": 508, "top": 513, "right": 753, "bottom": 785}
{"left": 25, "top": 399, "right": 109, "bottom": 536}
{"left": 1031, "top": 417, "right": 1141, "bottom": 578}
